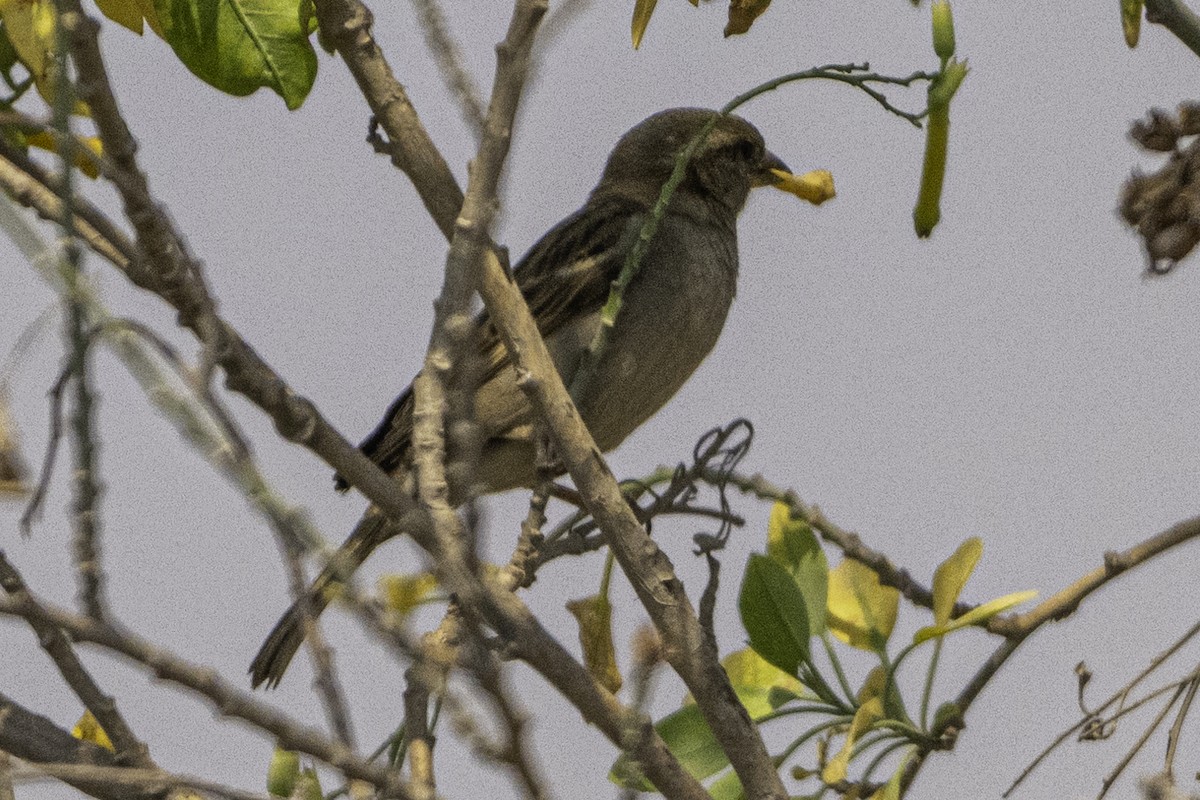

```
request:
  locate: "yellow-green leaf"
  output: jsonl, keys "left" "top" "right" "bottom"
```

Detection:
{"left": 266, "top": 747, "right": 299, "bottom": 797}
{"left": 94, "top": 0, "right": 163, "bottom": 36}
{"left": 567, "top": 593, "right": 623, "bottom": 693}
{"left": 1121, "top": 0, "right": 1143, "bottom": 47}
{"left": 931, "top": 537, "right": 982, "bottom": 625}
{"left": 719, "top": 647, "right": 806, "bottom": 717}
{"left": 71, "top": 710, "right": 114, "bottom": 751}
{"left": 821, "top": 695, "right": 883, "bottom": 784}
{"left": 378, "top": 572, "right": 437, "bottom": 617}
{"left": 913, "top": 590, "right": 1038, "bottom": 644}
{"left": 869, "top": 750, "right": 909, "bottom": 800}
{"left": 630, "top": 0, "right": 657, "bottom": 49}
{"left": 724, "top": 0, "right": 771, "bottom": 36}
{"left": 827, "top": 558, "right": 898, "bottom": 652}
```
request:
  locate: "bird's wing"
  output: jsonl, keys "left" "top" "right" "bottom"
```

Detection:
{"left": 344, "top": 197, "right": 641, "bottom": 486}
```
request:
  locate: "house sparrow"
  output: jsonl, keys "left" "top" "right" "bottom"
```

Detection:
{"left": 251, "top": 107, "right": 800, "bottom": 688}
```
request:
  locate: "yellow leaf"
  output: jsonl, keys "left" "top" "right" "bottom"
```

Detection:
{"left": 724, "top": 0, "right": 771, "bottom": 36}
{"left": 827, "top": 559, "right": 898, "bottom": 652}
{"left": 868, "top": 752, "right": 907, "bottom": 800}
{"left": 71, "top": 710, "right": 114, "bottom": 751}
{"left": 769, "top": 168, "right": 836, "bottom": 206}
{"left": 913, "top": 590, "right": 1038, "bottom": 644}
{"left": 821, "top": 696, "right": 883, "bottom": 784}
{"left": 377, "top": 572, "right": 437, "bottom": 617}
{"left": 93, "top": 0, "right": 141, "bottom": 33}
{"left": 567, "top": 594, "right": 622, "bottom": 693}
{"left": 723, "top": 647, "right": 805, "bottom": 696}
{"left": 92, "top": 0, "right": 162, "bottom": 36}
{"left": 0, "top": 394, "right": 29, "bottom": 496}
{"left": 930, "top": 537, "right": 982, "bottom": 625}
{"left": 630, "top": 0, "right": 657, "bottom": 49}
{"left": 716, "top": 647, "right": 806, "bottom": 717}
{"left": 0, "top": 0, "right": 56, "bottom": 87}
{"left": 25, "top": 132, "right": 103, "bottom": 179}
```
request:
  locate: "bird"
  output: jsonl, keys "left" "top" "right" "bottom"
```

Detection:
{"left": 250, "top": 107, "right": 799, "bottom": 689}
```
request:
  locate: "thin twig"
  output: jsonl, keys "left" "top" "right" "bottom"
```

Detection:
{"left": 1002, "top": 622, "right": 1200, "bottom": 796}
{"left": 14, "top": 761, "right": 271, "bottom": 800}
{"left": 0, "top": 552, "right": 153, "bottom": 769}
{"left": 1098, "top": 681, "right": 1188, "bottom": 799}
{"left": 0, "top": 594, "right": 411, "bottom": 796}
{"left": 409, "top": 0, "right": 486, "bottom": 138}
{"left": 18, "top": 364, "right": 69, "bottom": 533}
{"left": 1163, "top": 666, "right": 1200, "bottom": 780}
{"left": 280, "top": 543, "right": 357, "bottom": 751}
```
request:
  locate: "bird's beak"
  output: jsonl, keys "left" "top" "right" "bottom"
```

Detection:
{"left": 751, "top": 151, "right": 792, "bottom": 188}
{"left": 755, "top": 150, "right": 836, "bottom": 207}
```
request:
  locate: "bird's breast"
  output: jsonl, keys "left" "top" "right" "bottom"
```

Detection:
{"left": 577, "top": 215, "right": 739, "bottom": 451}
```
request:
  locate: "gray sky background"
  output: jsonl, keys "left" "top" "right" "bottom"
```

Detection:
{"left": 2, "top": 1, "right": 1199, "bottom": 799}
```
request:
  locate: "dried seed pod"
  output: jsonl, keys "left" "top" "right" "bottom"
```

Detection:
{"left": 1131, "top": 109, "right": 1181, "bottom": 152}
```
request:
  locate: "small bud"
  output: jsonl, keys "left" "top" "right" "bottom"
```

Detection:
{"left": 930, "top": 58, "right": 969, "bottom": 108}
{"left": 1148, "top": 222, "right": 1200, "bottom": 263}
{"left": 266, "top": 748, "right": 300, "bottom": 797}
{"left": 294, "top": 768, "right": 323, "bottom": 800}
{"left": 1178, "top": 102, "right": 1200, "bottom": 136}
{"left": 1130, "top": 109, "right": 1181, "bottom": 152}
{"left": 931, "top": 0, "right": 956, "bottom": 61}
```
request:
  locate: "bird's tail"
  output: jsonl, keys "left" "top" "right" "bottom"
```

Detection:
{"left": 249, "top": 511, "right": 393, "bottom": 689}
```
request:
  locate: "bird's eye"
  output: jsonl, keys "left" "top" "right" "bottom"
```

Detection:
{"left": 732, "top": 139, "right": 758, "bottom": 162}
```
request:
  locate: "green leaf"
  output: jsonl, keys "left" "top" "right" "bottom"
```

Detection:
{"left": 931, "top": 537, "right": 982, "bottom": 625}
{"left": 1121, "top": 0, "right": 1143, "bottom": 47}
{"left": 630, "top": 0, "right": 656, "bottom": 49}
{"left": 566, "top": 592, "right": 623, "bottom": 693}
{"left": 739, "top": 553, "right": 811, "bottom": 676}
{"left": 766, "top": 501, "right": 828, "bottom": 636}
{"left": 707, "top": 769, "right": 744, "bottom": 800}
{"left": 154, "top": 0, "right": 317, "bottom": 109}
{"left": 610, "top": 704, "right": 727, "bottom": 789}
{"left": 913, "top": 590, "right": 1038, "bottom": 644}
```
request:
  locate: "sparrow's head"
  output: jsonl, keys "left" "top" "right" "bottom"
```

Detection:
{"left": 594, "top": 108, "right": 791, "bottom": 213}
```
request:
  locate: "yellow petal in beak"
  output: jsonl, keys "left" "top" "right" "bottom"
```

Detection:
{"left": 769, "top": 168, "right": 836, "bottom": 206}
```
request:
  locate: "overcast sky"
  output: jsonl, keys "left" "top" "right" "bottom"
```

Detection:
{"left": 2, "top": 1, "right": 1199, "bottom": 799}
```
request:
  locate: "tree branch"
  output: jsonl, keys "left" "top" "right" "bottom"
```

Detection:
{"left": 1144, "top": 0, "right": 1200, "bottom": 57}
